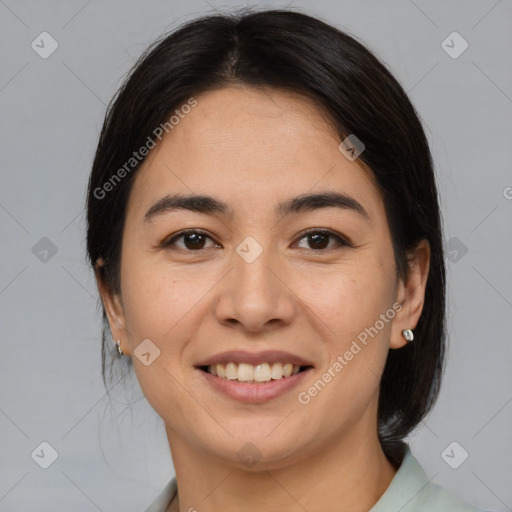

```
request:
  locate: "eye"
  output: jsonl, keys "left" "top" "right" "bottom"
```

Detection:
{"left": 162, "top": 229, "right": 220, "bottom": 251}
{"left": 161, "top": 228, "right": 350, "bottom": 252}
{"left": 294, "top": 229, "right": 349, "bottom": 251}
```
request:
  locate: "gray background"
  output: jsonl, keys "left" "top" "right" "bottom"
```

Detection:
{"left": 1, "top": 0, "right": 511, "bottom": 510}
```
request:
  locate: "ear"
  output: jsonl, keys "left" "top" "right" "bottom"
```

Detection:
{"left": 94, "top": 258, "right": 130, "bottom": 355}
{"left": 390, "top": 239, "right": 430, "bottom": 349}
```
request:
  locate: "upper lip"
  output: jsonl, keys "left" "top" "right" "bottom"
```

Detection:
{"left": 195, "top": 350, "right": 314, "bottom": 368}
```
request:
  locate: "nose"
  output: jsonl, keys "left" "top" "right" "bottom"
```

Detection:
{"left": 213, "top": 243, "right": 296, "bottom": 333}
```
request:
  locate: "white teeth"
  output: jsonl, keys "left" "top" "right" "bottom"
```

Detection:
{"left": 237, "top": 363, "right": 254, "bottom": 382}
{"left": 225, "top": 362, "right": 238, "bottom": 380}
{"left": 271, "top": 362, "right": 283, "bottom": 379}
{"left": 254, "top": 363, "right": 271, "bottom": 382}
{"left": 207, "top": 362, "right": 303, "bottom": 382}
{"left": 283, "top": 363, "right": 293, "bottom": 377}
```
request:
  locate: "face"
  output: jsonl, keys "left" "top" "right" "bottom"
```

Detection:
{"left": 99, "top": 85, "right": 428, "bottom": 470}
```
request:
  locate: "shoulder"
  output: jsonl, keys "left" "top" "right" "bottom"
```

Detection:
{"left": 143, "top": 477, "right": 177, "bottom": 512}
{"left": 370, "top": 445, "right": 484, "bottom": 512}
{"left": 417, "top": 480, "right": 485, "bottom": 511}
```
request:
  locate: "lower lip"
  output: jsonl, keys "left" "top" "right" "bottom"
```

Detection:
{"left": 197, "top": 367, "right": 313, "bottom": 403}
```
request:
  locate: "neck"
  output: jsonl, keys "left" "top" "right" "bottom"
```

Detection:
{"left": 165, "top": 416, "right": 397, "bottom": 512}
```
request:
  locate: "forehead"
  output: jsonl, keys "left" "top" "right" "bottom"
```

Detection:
{"left": 126, "top": 85, "right": 382, "bottom": 222}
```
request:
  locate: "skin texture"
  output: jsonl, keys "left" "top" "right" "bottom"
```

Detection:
{"left": 96, "top": 85, "right": 430, "bottom": 512}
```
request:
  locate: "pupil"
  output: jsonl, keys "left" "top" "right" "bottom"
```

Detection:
{"left": 309, "top": 233, "right": 328, "bottom": 249}
{"left": 185, "top": 233, "right": 204, "bottom": 250}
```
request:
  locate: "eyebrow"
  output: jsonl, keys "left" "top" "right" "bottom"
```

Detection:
{"left": 144, "top": 191, "right": 370, "bottom": 223}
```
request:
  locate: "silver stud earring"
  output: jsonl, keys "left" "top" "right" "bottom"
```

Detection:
{"left": 115, "top": 339, "right": 124, "bottom": 356}
{"left": 402, "top": 329, "right": 414, "bottom": 343}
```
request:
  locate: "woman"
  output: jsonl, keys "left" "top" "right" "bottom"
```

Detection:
{"left": 86, "top": 8, "right": 483, "bottom": 512}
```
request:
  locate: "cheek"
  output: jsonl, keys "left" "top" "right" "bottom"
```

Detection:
{"left": 296, "top": 259, "right": 394, "bottom": 340}
{"left": 296, "top": 258, "right": 395, "bottom": 398}
{"left": 119, "top": 254, "right": 218, "bottom": 342}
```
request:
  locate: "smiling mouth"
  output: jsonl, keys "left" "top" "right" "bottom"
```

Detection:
{"left": 198, "top": 362, "right": 313, "bottom": 383}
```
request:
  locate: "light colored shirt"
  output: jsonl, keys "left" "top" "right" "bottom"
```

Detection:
{"left": 143, "top": 445, "right": 484, "bottom": 511}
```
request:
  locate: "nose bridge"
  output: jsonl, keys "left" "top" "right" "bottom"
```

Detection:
{"left": 214, "top": 236, "right": 295, "bottom": 331}
{"left": 235, "top": 241, "right": 277, "bottom": 296}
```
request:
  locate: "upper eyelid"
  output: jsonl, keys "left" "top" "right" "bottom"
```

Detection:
{"left": 164, "top": 229, "right": 218, "bottom": 246}
{"left": 294, "top": 229, "right": 350, "bottom": 249}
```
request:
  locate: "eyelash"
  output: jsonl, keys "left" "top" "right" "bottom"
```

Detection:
{"left": 161, "top": 228, "right": 351, "bottom": 252}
